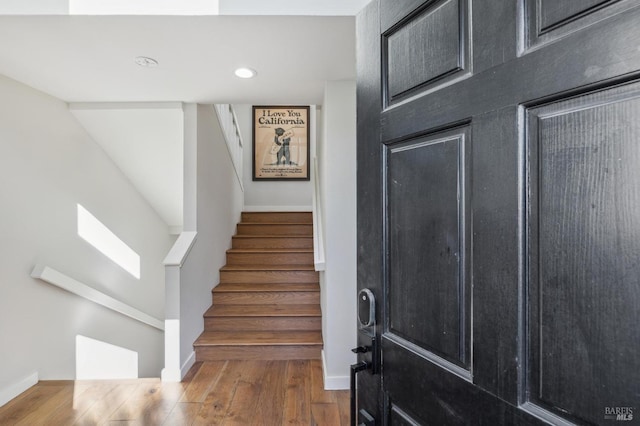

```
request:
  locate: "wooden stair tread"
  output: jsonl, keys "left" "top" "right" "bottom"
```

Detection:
{"left": 241, "top": 212, "right": 312, "bottom": 224}
{"left": 240, "top": 221, "right": 312, "bottom": 225}
{"left": 213, "top": 283, "right": 319, "bottom": 293}
{"left": 205, "top": 304, "right": 321, "bottom": 317}
{"left": 233, "top": 235, "right": 312, "bottom": 239}
{"left": 227, "top": 248, "right": 313, "bottom": 253}
{"left": 196, "top": 211, "right": 321, "bottom": 362}
{"left": 221, "top": 264, "right": 316, "bottom": 271}
{"left": 205, "top": 316, "right": 321, "bottom": 332}
{"left": 195, "top": 330, "right": 323, "bottom": 346}
{"left": 236, "top": 223, "right": 312, "bottom": 236}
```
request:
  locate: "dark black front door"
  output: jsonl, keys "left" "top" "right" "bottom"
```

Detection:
{"left": 356, "top": 0, "right": 640, "bottom": 424}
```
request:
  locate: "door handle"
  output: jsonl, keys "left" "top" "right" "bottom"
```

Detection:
{"left": 351, "top": 346, "right": 369, "bottom": 354}
{"left": 350, "top": 361, "right": 371, "bottom": 426}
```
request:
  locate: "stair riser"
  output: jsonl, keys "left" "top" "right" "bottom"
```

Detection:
{"left": 237, "top": 224, "right": 312, "bottom": 236}
{"left": 220, "top": 270, "right": 319, "bottom": 284}
{"left": 204, "top": 317, "right": 321, "bottom": 332}
{"left": 226, "top": 252, "right": 314, "bottom": 266}
{"left": 196, "top": 211, "right": 323, "bottom": 361}
{"left": 232, "top": 237, "right": 313, "bottom": 249}
{"left": 195, "top": 345, "right": 321, "bottom": 361}
{"left": 241, "top": 212, "right": 312, "bottom": 224}
{"left": 213, "top": 292, "right": 319, "bottom": 305}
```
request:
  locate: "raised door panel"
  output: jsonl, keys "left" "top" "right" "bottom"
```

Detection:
{"left": 539, "top": 0, "right": 612, "bottom": 31}
{"left": 380, "top": 0, "right": 427, "bottom": 32}
{"left": 385, "top": 126, "right": 471, "bottom": 370}
{"left": 526, "top": 81, "right": 640, "bottom": 424}
{"left": 522, "top": 0, "right": 638, "bottom": 50}
{"left": 383, "top": 343, "right": 545, "bottom": 425}
{"left": 383, "top": 0, "right": 470, "bottom": 106}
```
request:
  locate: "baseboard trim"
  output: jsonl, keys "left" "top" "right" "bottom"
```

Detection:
{"left": 181, "top": 351, "right": 196, "bottom": 379}
{"left": 321, "top": 350, "right": 350, "bottom": 390}
{"left": 243, "top": 205, "right": 312, "bottom": 212}
{"left": 161, "top": 351, "right": 196, "bottom": 382}
{"left": 0, "top": 371, "right": 38, "bottom": 407}
{"left": 160, "top": 367, "right": 181, "bottom": 382}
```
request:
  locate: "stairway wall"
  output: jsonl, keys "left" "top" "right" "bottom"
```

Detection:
{"left": 0, "top": 75, "right": 173, "bottom": 390}
{"left": 177, "top": 104, "right": 244, "bottom": 371}
{"left": 318, "top": 80, "right": 357, "bottom": 388}
{"left": 233, "top": 104, "right": 315, "bottom": 211}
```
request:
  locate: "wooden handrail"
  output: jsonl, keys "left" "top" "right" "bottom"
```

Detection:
{"left": 31, "top": 265, "right": 164, "bottom": 331}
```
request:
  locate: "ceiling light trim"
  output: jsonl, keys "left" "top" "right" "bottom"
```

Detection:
{"left": 135, "top": 56, "right": 159, "bottom": 67}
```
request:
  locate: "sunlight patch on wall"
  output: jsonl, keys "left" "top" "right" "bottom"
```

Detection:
{"left": 75, "top": 335, "right": 138, "bottom": 380}
{"left": 77, "top": 204, "right": 140, "bottom": 279}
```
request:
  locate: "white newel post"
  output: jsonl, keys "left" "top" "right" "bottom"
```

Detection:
{"left": 161, "top": 232, "right": 197, "bottom": 382}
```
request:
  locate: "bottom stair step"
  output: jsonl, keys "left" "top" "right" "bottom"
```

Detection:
{"left": 195, "top": 330, "right": 322, "bottom": 346}
{"left": 194, "top": 330, "right": 322, "bottom": 361}
{"left": 195, "top": 345, "right": 321, "bottom": 361}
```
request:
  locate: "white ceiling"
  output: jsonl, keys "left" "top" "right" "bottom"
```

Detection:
{"left": 0, "top": 15, "right": 356, "bottom": 105}
{"left": 0, "top": 4, "right": 365, "bottom": 232}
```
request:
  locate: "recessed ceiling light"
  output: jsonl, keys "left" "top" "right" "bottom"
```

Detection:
{"left": 135, "top": 56, "right": 159, "bottom": 67}
{"left": 234, "top": 67, "right": 256, "bottom": 79}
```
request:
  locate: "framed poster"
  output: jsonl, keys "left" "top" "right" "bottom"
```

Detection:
{"left": 252, "top": 105, "right": 310, "bottom": 180}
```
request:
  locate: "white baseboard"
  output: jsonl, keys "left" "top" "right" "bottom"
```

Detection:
{"left": 161, "top": 351, "right": 196, "bottom": 382}
{"left": 243, "top": 205, "right": 312, "bottom": 212}
{"left": 321, "top": 350, "right": 350, "bottom": 390}
{"left": 0, "top": 371, "right": 38, "bottom": 407}
{"left": 181, "top": 351, "right": 196, "bottom": 379}
{"left": 161, "top": 367, "right": 181, "bottom": 382}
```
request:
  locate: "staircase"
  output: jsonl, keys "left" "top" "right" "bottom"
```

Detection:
{"left": 194, "top": 211, "right": 323, "bottom": 361}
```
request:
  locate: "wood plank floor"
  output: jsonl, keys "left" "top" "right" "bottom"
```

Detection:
{"left": 0, "top": 360, "right": 349, "bottom": 426}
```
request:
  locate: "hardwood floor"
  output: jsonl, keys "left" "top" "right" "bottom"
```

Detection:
{"left": 0, "top": 360, "right": 349, "bottom": 425}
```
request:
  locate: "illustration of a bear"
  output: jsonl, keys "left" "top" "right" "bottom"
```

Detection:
{"left": 274, "top": 127, "right": 291, "bottom": 166}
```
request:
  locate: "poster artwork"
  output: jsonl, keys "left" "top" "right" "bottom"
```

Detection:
{"left": 252, "top": 106, "right": 310, "bottom": 180}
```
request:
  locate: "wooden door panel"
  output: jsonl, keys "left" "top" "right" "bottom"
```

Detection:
{"left": 526, "top": 81, "right": 640, "bottom": 424}
{"left": 523, "top": 0, "right": 639, "bottom": 50}
{"left": 383, "top": 342, "right": 546, "bottom": 425}
{"left": 539, "top": 0, "right": 613, "bottom": 31}
{"left": 382, "top": 1, "right": 640, "bottom": 142}
{"left": 386, "top": 127, "right": 471, "bottom": 367}
{"left": 383, "top": 0, "right": 470, "bottom": 105}
{"left": 381, "top": 0, "right": 427, "bottom": 32}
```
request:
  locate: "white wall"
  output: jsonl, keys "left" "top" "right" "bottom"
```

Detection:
{"left": 178, "top": 104, "right": 243, "bottom": 370}
{"left": 234, "top": 104, "right": 313, "bottom": 211}
{"left": 319, "top": 80, "right": 357, "bottom": 388}
{"left": 0, "top": 75, "right": 173, "bottom": 392}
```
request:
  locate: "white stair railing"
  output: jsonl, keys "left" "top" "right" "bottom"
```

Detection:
{"left": 312, "top": 156, "right": 326, "bottom": 271}
{"left": 214, "top": 104, "right": 244, "bottom": 190}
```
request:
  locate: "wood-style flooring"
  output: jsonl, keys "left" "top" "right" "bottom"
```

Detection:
{"left": 0, "top": 360, "right": 349, "bottom": 425}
